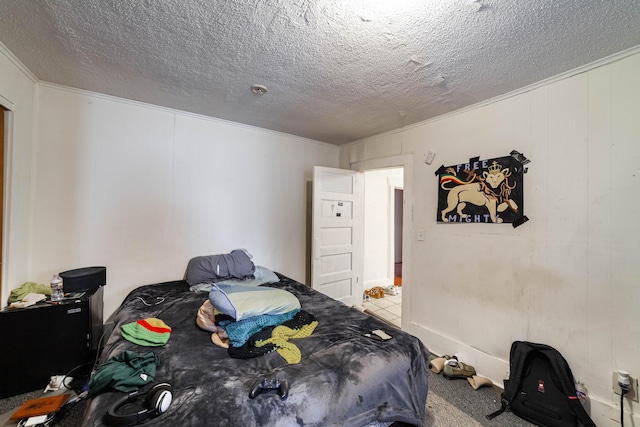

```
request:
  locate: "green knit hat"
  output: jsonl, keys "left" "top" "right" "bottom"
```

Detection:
{"left": 121, "top": 318, "right": 171, "bottom": 346}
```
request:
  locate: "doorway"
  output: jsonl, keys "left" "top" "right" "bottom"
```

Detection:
{"left": 394, "top": 187, "right": 403, "bottom": 287}
{"left": 361, "top": 167, "right": 404, "bottom": 328}
{"left": 308, "top": 154, "right": 414, "bottom": 328}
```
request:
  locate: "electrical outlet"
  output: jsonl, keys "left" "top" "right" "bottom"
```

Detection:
{"left": 613, "top": 371, "right": 639, "bottom": 402}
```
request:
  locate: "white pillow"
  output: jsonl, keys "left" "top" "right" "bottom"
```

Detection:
{"left": 209, "top": 283, "right": 300, "bottom": 321}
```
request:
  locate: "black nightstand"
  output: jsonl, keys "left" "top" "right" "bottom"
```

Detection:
{"left": 0, "top": 286, "right": 104, "bottom": 398}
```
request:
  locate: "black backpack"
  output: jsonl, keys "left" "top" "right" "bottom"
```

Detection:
{"left": 487, "top": 341, "right": 596, "bottom": 427}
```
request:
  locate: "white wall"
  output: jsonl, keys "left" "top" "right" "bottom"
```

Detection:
{"left": 0, "top": 43, "right": 37, "bottom": 305}
{"left": 341, "top": 48, "right": 640, "bottom": 426}
{"left": 363, "top": 168, "right": 403, "bottom": 288}
{"left": 29, "top": 84, "right": 338, "bottom": 317}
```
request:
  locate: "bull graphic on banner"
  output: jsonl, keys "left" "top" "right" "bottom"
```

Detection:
{"left": 437, "top": 153, "right": 528, "bottom": 226}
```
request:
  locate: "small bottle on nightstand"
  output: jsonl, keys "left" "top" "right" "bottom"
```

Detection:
{"left": 50, "top": 274, "right": 64, "bottom": 302}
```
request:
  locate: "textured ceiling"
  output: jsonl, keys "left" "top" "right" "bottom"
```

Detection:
{"left": 1, "top": 0, "right": 640, "bottom": 145}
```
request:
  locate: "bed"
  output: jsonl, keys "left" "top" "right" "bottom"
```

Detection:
{"left": 81, "top": 272, "right": 429, "bottom": 427}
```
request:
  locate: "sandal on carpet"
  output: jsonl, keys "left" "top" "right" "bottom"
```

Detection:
{"left": 443, "top": 360, "right": 476, "bottom": 379}
{"left": 467, "top": 375, "right": 492, "bottom": 390}
{"left": 429, "top": 355, "right": 455, "bottom": 374}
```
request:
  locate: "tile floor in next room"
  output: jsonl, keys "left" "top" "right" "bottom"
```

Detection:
{"left": 363, "top": 286, "right": 402, "bottom": 328}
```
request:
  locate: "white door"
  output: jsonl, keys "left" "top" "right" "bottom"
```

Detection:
{"left": 311, "top": 166, "right": 364, "bottom": 306}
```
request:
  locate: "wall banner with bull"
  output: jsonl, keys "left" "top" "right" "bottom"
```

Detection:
{"left": 436, "top": 151, "right": 530, "bottom": 227}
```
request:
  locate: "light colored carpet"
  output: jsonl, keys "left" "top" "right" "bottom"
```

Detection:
{"left": 425, "top": 391, "right": 483, "bottom": 426}
{"left": 425, "top": 367, "right": 535, "bottom": 427}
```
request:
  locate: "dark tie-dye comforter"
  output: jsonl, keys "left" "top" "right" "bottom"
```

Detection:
{"left": 81, "top": 274, "right": 429, "bottom": 426}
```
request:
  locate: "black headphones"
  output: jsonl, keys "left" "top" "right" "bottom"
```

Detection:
{"left": 104, "top": 383, "right": 173, "bottom": 426}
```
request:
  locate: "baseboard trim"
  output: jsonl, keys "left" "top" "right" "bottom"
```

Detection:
{"left": 407, "top": 321, "right": 507, "bottom": 384}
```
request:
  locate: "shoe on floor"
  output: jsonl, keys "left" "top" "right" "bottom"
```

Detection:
{"left": 467, "top": 375, "right": 492, "bottom": 389}
{"left": 429, "top": 355, "right": 456, "bottom": 374}
{"left": 364, "top": 286, "right": 385, "bottom": 299}
{"left": 443, "top": 361, "right": 476, "bottom": 379}
{"left": 429, "top": 358, "right": 445, "bottom": 373}
{"left": 383, "top": 285, "right": 398, "bottom": 296}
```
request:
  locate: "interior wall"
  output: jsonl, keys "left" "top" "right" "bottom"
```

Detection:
{"left": 30, "top": 84, "right": 338, "bottom": 317}
{"left": 0, "top": 43, "right": 36, "bottom": 305}
{"left": 363, "top": 168, "right": 403, "bottom": 288}
{"left": 340, "top": 49, "right": 640, "bottom": 427}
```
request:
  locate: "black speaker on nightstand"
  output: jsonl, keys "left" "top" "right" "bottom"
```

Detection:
{"left": 59, "top": 266, "right": 106, "bottom": 294}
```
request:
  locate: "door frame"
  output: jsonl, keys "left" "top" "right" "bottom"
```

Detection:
{"left": 0, "top": 102, "right": 14, "bottom": 301}
{"left": 351, "top": 154, "right": 413, "bottom": 328}
{"left": 0, "top": 99, "right": 12, "bottom": 304}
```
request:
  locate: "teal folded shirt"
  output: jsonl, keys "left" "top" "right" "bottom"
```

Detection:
{"left": 219, "top": 309, "right": 301, "bottom": 347}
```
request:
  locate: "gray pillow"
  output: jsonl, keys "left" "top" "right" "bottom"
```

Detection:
{"left": 185, "top": 249, "right": 255, "bottom": 285}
